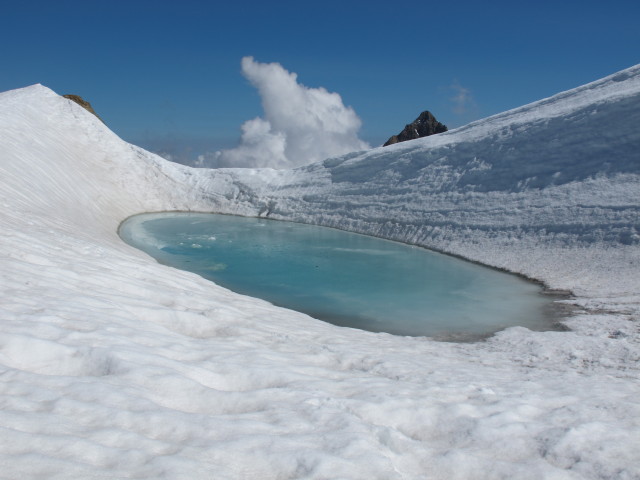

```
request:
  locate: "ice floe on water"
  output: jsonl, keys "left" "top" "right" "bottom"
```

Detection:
{"left": 0, "top": 66, "right": 639, "bottom": 479}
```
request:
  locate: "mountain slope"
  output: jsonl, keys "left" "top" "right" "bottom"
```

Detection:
{"left": 0, "top": 67, "right": 639, "bottom": 479}
{"left": 180, "top": 65, "right": 640, "bottom": 296}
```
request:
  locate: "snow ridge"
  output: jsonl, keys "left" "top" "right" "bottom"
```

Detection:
{"left": 181, "top": 65, "right": 640, "bottom": 296}
{"left": 0, "top": 65, "right": 639, "bottom": 479}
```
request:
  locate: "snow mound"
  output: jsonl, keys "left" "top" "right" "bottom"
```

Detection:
{"left": 0, "top": 65, "right": 639, "bottom": 479}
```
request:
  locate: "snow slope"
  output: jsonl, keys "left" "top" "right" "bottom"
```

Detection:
{"left": 0, "top": 65, "right": 639, "bottom": 479}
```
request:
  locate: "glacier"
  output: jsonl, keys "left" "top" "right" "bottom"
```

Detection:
{"left": 0, "top": 65, "right": 639, "bottom": 479}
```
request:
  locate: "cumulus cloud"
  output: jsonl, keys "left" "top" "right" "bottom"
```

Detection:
{"left": 209, "top": 57, "right": 369, "bottom": 169}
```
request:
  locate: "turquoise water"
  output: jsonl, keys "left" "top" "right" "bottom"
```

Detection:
{"left": 119, "top": 212, "right": 557, "bottom": 339}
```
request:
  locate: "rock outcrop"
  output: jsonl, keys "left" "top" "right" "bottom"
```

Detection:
{"left": 383, "top": 110, "right": 447, "bottom": 146}
{"left": 63, "top": 94, "right": 104, "bottom": 123}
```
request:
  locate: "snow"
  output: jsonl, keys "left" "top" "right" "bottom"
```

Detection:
{"left": 0, "top": 65, "right": 639, "bottom": 479}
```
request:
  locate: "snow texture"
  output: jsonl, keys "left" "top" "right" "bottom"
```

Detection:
{"left": 0, "top": 64, "right": 639, "bottom": 479}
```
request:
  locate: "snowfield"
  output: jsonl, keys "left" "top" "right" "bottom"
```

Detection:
{"left": 0, "top": 65, "right": 639, "bottom": 479}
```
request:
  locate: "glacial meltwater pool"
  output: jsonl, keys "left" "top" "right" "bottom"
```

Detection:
{"left": 119, "top": 212, "right": 560, "bottom": 340}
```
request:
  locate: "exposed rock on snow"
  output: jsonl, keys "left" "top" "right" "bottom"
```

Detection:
{"left": 0, "top": 66, "right": 639, "bottom": 479}
{"left": 383, "top": 110, "right": 448, "bottom": 146}
{"left": 62, "top": 94, "right": 103, "bottom": 123}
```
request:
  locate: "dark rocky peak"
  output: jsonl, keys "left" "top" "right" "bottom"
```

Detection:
{"left": 383, "top": 110, "right": 447, "bottom": 146}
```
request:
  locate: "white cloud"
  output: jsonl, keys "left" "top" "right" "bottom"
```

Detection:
{"left": 210, "top": 57, "right": 369, "bottom": 169}
{"left": 450, "top": 80, "right": 476, "bottom": 115}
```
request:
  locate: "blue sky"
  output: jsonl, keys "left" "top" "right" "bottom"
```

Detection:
{"left": 2, "top": 0, "right": 639, "bottom": 163}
